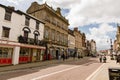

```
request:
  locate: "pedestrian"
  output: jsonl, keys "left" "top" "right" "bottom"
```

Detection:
{"left": 116, "top": 54, "right": 120, "bottom": 64}
{"left": 73, "top": 51, "right": 76, "bottom": 60}
{"left": 116, "top": 55, "right": 119, "bottom": 64}
{"left": 62, "top": 53, "right": 65, "bottom": 61}
{"left": 99, "top": 55, "right": 102, "bottom": 63}
{"left": 103, "top": 55, "right": 107, "bottom": 63}
{"left": 78, "top": 54, "right": 80, "bottom": 59}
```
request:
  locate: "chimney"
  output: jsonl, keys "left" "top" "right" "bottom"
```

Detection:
{"left": 56, "top": 7, "right": 61, "bottom": 15}
{"left": 74, "top": 27, "right": 78, "bottom": 31}
{"left": 8, "top": 6, "right": 15, "bottom": 10}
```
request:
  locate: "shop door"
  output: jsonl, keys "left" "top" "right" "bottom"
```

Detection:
{"left": 36, "top": 49, "right": 41, "bottom": 61}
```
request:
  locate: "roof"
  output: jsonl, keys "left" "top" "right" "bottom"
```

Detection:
{"left": 0, "top": 4, "right": 45, "bottom": 24}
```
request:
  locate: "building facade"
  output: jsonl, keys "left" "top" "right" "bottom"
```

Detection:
{"left": 68, "top": 29, "right": 75, "bottom": 57}
{"left": 81, "top": 33, "right": 87, "bottom": 56}
{"left": 86, "top": 40, "right": 91, "bottom": 56}
{"left": 116, "top": 25, "right": 120, "bottom": 52}
{"left": 0, "top": 4, "right": 45, "bottom": 66}
{"left": 27, "top": 2, "right": 69, "bottom": 60}
{"left": 73, "top": 28, "right": 83, "bottom": 56}
{"left": 90, "top": 39, "right": 96, "bottom": 55}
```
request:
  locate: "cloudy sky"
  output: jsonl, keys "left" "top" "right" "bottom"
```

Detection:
{"left": 0, "top": 0, "right": 119, "bottom": 50}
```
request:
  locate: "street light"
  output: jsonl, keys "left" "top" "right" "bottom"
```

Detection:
{"left": 107, "top": 39, "right": 113, "bottom": 59}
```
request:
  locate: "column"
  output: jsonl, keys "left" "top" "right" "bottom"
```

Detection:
{"left": 12, "top": 46, "right": 20, "bottom": 65}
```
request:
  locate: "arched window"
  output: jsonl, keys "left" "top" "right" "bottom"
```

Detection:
{"left": 33, "top": 30, "right": 40, "bottom": 44}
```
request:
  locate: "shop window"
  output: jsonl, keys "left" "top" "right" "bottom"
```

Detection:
{"left": 20, "top": 48, "right": 29, "bottom": 56}
{"left": 2, "top": 27, "right": 10, "bottom": 38}
{"left": 4, "top": 10, "right": 12, "bottom": 21}
{"left": 0, "top": 47, "right": 12, "bottom": 58}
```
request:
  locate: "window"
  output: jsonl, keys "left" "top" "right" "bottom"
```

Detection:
{"left": 0, "top": 47, "right": 13, "bottom": 58}
{"left": 25, "top": 17, "right": 30, "bottom": 26}
{"left": 36, "top": 21, "right": 39, "bottom": 30}
{"left": 4, "top": 10, "right": 12, "bottom": 21}
{"left": 20, "top": 48, "right": 28, "bottom": 56}
{"left": 2, "top": 27, "right": 10, "bottom": 38}
{"left": 34, "top": 34, "right": 38, "bottom": 44}
{"left": 44, "top": 28, "right": 49, "bottom": 39}
{"left": 52, "top": 30, "right": 55, "bottom": 41}
{"left": 24, "top": 31, "right": 28, "bottom": 38}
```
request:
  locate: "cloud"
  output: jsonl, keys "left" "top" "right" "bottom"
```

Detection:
{"left": 86, "top": 23, "right": 117, "bottom": 50}
{"left": 0, "top": 0, "right": 118, "bottom": 50}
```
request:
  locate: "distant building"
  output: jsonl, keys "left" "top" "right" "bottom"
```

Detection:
{"left": 68, "top": 29, "right": 75, "bottom": 56}
{"left": 116, "top": 25, "right": 120, "bottom": 52}
{"left": 86, "top": 40, "right": 91, "bottom": 56}
{"left": 0, "top": 4, "right": 45, "bottom": 66}
{"left": 73, "top": 27, "right": 83, "bottom": 56}
{"left": 90, "top": 39, "right": 96, "bottom": 55}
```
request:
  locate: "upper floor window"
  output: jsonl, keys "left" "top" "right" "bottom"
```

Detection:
{"left": 44, "top": 28, "right": 49, "bottom": 39}
{"left": 24, "top": 31, "right": 28, "bottom": 38}
{"left": 4, "top": 10, "right": 12, "bottom": 21}
{"left": 52, "top": 30, "right": 55, "bottom": 41}
{"left": 2, "top": 26, "right": 10, "bottom": 38}
{"left": 34, "top": 34, "right": 38, "bottom": 42}
{"left": 25, "top": 17, "right": 30, "bottom": 26}
{"left": 36, "top": 21, "right": 39, "bottom": 30}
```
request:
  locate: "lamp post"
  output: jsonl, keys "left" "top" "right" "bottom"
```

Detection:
{"left": 107, "top": 39, "right": 113, "bottom": 59}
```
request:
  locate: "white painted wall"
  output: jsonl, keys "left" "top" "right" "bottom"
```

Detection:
{"left": 0, "top": 6, "right": 44, "bottom": 42}
{"left": 0, "top": 5, "right": 45, "bottom": 65}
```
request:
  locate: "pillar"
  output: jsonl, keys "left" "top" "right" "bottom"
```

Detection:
{"left": 12, "top": 46, "right": 20, "bottom": 65}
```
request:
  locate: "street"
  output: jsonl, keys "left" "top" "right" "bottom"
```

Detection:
{"left": 0, "top": 57, "right": 103, "bottom": 80}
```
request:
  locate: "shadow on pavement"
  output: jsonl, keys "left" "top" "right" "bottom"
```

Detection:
{"left": 0, "top": 57, "right": 101, "bottom": 80}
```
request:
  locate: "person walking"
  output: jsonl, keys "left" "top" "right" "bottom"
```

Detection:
{"left": 99, "top": 55, "right": 102, "bottom": 63}
{"left": 62, "top": 53, "right": 65, "bottom": 61}
{"left": 103, "top": 55, "right": 107, "bottom": 63}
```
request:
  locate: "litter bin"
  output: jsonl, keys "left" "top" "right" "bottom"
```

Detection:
{"left": 108, "top": 68, "right": 120, "bottom": 80}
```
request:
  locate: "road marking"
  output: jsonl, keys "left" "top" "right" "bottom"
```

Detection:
{"left": 31, "top": 66, "right": 79, "bottom": 80}
{"left": 31, "top": 62, "right": 93, "bottom": 80}
{"left": 85, "top": 63, "right": 105, "bottom": 80}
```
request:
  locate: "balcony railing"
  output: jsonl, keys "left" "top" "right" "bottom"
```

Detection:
{"left": 18, "top": 35, "right": 44, "bottom": 46}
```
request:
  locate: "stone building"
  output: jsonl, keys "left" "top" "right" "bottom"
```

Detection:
{"left": 68, "top": 29, "right": 75, "bottom": 57}
{"left": 27, "top": 2, "right": 69, "bottom": 60}
{"left": 90, "top": 39, "right": 96, "bottom": 55}
{"left": 73, "top": 27, "right": 83, "bottom": 56}
{"left": 81, "top": 33, "right": 87, "bottom": 56}
{"left": 113, "top": 40, "right": 118, "bottom": 52}
{"left": 116, "top": 25, "right": 120, "bottom": 52}
{"left": 0, "top": 4, "right": 45, "bottom": 66}
{"left": 86, "top": 40, "right": 91, "bottom": 56}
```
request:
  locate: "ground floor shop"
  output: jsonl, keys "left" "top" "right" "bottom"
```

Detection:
{"left": 68, "top": 48, "right": 75, "bottom": 57}
{"left": 44, "top": 44, "right": 68, "bottom": 60}
{"left": 0, "top": 42, "right": 45, "bottom": 66}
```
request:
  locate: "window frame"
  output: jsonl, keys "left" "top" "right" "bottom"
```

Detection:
{"left": 2, "top": 26, "right": 10, "bottom": 38}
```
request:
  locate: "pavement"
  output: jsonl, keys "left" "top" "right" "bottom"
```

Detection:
{"left": 0, "top": 57, "right": 85, "bottom": 73}
{"left": 86, "top": 56, "right": 120, "bottom": 80}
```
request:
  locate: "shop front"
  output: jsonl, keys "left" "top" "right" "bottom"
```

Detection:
{"left": 68, "top": 48, "right": 75, "bottom": 57}
{"left": 0, "top": 47, "right": 13, "bottom": 66}
{"left": 19, "top": 48, "right": 30, "bottom": 63}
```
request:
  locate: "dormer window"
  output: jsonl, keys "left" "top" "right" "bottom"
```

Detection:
{"left": 4, "top": 10, "right": 12, "bottom": 21}
{"left": 25, "top": 16, "right": 30, "bottom": 26}
{"left": 36, "top": 21, "right": 39, "bottom": 30}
